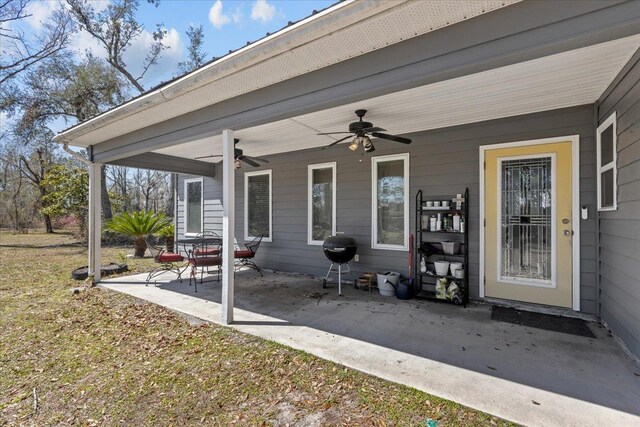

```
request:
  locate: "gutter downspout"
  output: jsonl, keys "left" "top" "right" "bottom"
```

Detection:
{"left": 62, "top": 143, "right": 91, "bottom": 165}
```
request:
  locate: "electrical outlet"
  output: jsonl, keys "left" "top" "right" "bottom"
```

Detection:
{"left": 354, "top": 254, "right": 359, "bottom": 262}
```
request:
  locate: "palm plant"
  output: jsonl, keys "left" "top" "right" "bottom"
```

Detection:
{"left": 105, "top": 211, "right": 171, "bottom": 257}
{"left": 156, "top": 223, "right": 176, "bottom": 253}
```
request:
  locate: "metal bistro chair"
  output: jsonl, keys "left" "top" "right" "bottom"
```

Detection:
{"left": 187, "top": 232, "right": 222, "bottom": 292}
{"left": 194, "top": 231, "right": 222, "bottom": 257}
{"left": 234, "top": 234, "right": 264, "bottom": 276}
{"left": 146, "top": 240, "right": 187, "bottom": 285}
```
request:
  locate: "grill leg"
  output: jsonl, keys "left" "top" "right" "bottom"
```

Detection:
{"left": 325, "top": 263, "right": 334, "bottom": 281}
{"left": 338, "top": 264, "right": 342, "bottom": 296}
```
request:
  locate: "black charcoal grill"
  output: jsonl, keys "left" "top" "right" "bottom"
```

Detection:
{"left": 322, "top": 234, "right": 357, "bottom": 295}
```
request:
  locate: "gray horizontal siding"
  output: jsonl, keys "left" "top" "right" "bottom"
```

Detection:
{"left": 176, "top": 105, "right": 597, "bottom": 314}
{"left": 176, "top": 177, "right": 223, "bottom": 237}
{"left": 596, "top": 47, "right": 640, "bottom": 358}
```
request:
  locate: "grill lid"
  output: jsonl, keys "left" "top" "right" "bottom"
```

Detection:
{"left": 323, "top": 235, "right": 357, "bottom": 251}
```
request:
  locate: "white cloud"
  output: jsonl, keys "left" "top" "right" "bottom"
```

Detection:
{"left": 232, "top": 5, "right": 244, "bottom": 24}
{"left": 25, "top": 0, "right": 110, "bottom": 30}
{"left": 251, "top": 0, "right": 276, "bottom": 23}
{"left": 208, "top": 0, "right": 230, "bottom": 29}
{"left": 24, "top": 1, "right": 57, "bottom": 30}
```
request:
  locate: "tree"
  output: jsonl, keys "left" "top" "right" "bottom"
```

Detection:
{"left": 66, "top": 0, "right": 167, "bottom": 93}
{"left": 12, "top": 53, "right": 127, "bottom": 130}
{"left": 0, "top": 0, "right": 72, "bottom": 86}
{"left": 177, "top": 24, "right": 206, "bottom": 75}
{"left": 41, "top": 163, "right": 89, "bottom": 235}
{"left": 0, "top": 127, "right": 59, "bottom": 232}
{"left": 6, "top": 53, "right": 128, "bottom": 222}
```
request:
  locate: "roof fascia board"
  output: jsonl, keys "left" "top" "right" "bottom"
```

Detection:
{"left": 92, "top": 0, "right": 640, "bottom": 163}
{"left": 107, "top": 152, "right": 215, "bottom": 177}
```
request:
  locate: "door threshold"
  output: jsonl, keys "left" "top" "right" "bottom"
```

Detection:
{"left": 480, "top": 297, "right": 597, "bottom": 322}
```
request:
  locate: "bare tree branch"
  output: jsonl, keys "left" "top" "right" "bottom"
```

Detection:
{"left": 65, "top": 0, "right": 166, "bottom": 93}
{"left": 0, "top": 1, "right": 72, "bottom": 85}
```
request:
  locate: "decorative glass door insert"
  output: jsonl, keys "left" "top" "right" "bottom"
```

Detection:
{"left": 499, "top": 155, "right": 554, "bottom": 286}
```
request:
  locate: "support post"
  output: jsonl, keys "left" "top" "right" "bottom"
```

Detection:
{"left": 88, "top": 162, "right": 102, "bottom": 282}
{"left": 221, "top": 129, "right": 235, "bottom": 324}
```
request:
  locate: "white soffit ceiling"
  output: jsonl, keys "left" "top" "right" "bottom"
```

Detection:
{"left": 154, "top": 34, "right": 640, "bottom": 161}
{"left": 64, "top": 0, "right": 518, "bottom": 146}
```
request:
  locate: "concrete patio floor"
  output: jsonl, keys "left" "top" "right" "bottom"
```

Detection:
{"left": 100, "top": 270, "right": 640, "bottom": 426}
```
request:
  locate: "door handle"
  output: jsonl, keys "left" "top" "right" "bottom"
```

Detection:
{"left": 563, "top": 230, "right": 573, "bottom": 236}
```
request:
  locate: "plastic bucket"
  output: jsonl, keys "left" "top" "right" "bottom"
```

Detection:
{"left": 377, "top": 271, "right": 400, "bottom": 296}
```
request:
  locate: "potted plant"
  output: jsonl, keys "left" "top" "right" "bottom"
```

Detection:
{"left": 157, "top": 223, "right": 175, "bottom": 253}
{"left": 105, "top": 211, "right": 171, "bottom": 258}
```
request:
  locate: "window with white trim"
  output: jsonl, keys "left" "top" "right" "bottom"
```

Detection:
{"left": 372, "top": 153, "right": 409, "bottom": 250}
{"left": 244, "top": 170, "right": 272, "bottom": 242}
{"left": 597, "top": 112, "right": 617, "bottom": 211}
{"left": 184, "top": 178, "right": 203, "bottom": 235}
{"left": 308, "top": 163, "right": 336, "bottom": 245}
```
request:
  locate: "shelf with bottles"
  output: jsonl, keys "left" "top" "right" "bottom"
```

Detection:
{"left": 420, "top": 212, "right": 466, "bottom": 234}
{"left": 414, "top": 188, "right": 469, "bottom": 307}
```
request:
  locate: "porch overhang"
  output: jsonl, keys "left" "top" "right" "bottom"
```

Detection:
{"left": 54, "top": 0, "right": 640, "bottom": 164}
{"left": 108, "top": 152, "right": 216, "bottom": 177}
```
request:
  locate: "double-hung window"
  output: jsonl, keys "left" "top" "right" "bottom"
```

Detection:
{"left": 597, "top": 112, "right": 617, "bottom": 211}
{"left": 244, "top": 170, "right": 272, "bottom": 242}
{"left": 372, "top": 153, "right": 409, "bottom": 250}
{"left": 184, "top": 178, "right": 203, "bottom": 236}
{"left": 308, "top": 163, "right": 336, "bottom": 244}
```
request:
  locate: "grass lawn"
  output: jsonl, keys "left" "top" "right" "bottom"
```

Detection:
{"left": 0, "top": 230, "right": 512, "bottom": 426}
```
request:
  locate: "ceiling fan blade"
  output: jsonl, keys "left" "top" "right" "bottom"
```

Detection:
{"left": 370, "top": 132, "right": 412, "bottom": 144}
{"left": 244, "top": 155, "right": 269, "bottom": 164}
{"left": 322, "top": 135, "right": 353, "bottom": 149}
{"left": 317, "top": 132, "right": 352, "bottom": 135}
{"left": 362, "top": 126, "right": 386, "bottom": 133}
{"left": 194, "top": 154, "right": 221, "bottom": 160}
{"left": 239, "top": 156, "right": 260, "bottom": 167}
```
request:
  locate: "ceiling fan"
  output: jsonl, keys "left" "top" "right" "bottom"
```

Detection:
{"left": 194, "top": 139, "right": 269, "bottom": 169}
{"left": 318, "top": 109, "right": 412, "bottom": 153}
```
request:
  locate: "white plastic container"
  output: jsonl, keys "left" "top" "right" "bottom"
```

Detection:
{"left": 450, "top": 262, "right": 463, "bottom": 277}
{"left": 434, "top": 261, "right": 450, "bottom": 276}
{"left": 452, "top": 214, "right": 461, "bottom": 231}
{"left": 441, "top": 241, "right": 460, "bottom": 255}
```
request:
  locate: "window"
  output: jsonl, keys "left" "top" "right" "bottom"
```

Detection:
{"left": 597, "top": 112, "right": 617, "bottom": 211}
{"left": 184, "top": 178, "right": 203, "bottom": 235}
{"left": 372, "top": 153, "right": 409, "bottom": 250}
{"left": 308, "top": 163, "right": 336, "bottom": 245}
{"left": 244, "top": 170, "right": 272, "bottom": 242}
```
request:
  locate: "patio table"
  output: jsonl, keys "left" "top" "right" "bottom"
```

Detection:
{"left": 176, "top": 236, "right": 224, "bottom": 291}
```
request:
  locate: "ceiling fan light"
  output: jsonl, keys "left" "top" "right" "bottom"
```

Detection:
{"left": 234, "top": 159, "right": 241, "bottom": 169}
{"left": 363, "top": 136, "right": 375, "bottom": 153}
{"left": 348, "top": 137, "right": 360, "bottom": 151}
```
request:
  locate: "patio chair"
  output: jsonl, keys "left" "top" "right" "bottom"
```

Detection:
{"left": 193, "top": 231, "right": 221, "bottom": 257}
{"left": 234, "top": 234, "right": 264, "bottom": 276}
{"left": 187, "top": 234, "right": 222, "bottom": 292}
{"left": 146, "top": 240, "right": 186, "bottom": 285}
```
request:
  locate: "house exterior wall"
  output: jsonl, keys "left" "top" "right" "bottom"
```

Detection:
{"left": 177, "top": 105, "right": 597, "bottom": 314}
{"left": 596, "top": 50, "right": 640, "bottom": 357}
